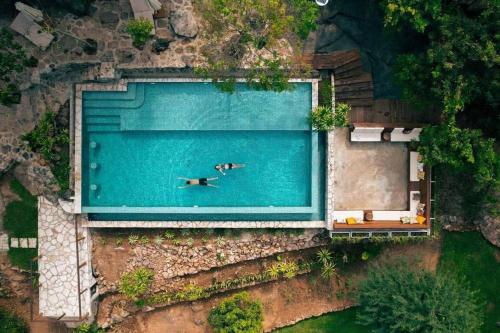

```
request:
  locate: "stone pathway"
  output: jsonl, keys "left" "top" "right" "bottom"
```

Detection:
{"left": 9, "top": 237, "right": 37, "bottom": 248}
{"left": 38, "top": 197, "right": 95, "bottom": 319}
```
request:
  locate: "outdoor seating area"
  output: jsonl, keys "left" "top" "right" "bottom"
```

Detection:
{"left": 9, "top": 2, "right": 54, "bottom": 50}
{"left": 350, "top": 123, "right": 423, "bottom": 142}
{"left": 332, "top": 127, "right": 431, "bottom": 234}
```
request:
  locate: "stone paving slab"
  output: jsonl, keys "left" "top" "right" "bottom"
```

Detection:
{"left": 19, "top": 238, "right": 28, "bottom": 248}
{"left": 0, "top": 233, "right": 8, "bottom": 251}
{"left": 10, "top": 238, "right": 19, "bottom": 248}
{"left": 28, "top": 238, "right": 37, "bottom": 248}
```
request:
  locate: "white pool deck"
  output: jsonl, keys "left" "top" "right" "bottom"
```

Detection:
{"left": 72, "top": 78, "right": 334, "bottom": 229}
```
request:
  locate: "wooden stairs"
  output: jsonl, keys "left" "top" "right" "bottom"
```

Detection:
{"left": 303, "top": 49, "right": 435, "bottom": 124}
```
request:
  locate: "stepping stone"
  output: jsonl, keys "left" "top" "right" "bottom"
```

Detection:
{"left": 28, "top": 238, "right": 38, "bottom": 248}
{"left": 10, "top": 238, "right": 19, "bottom": 248}
{"left": 0, "top": 234, "right": 8, "bottom": 252}
{"left": 19, "top": 238, "right": 28, "bottom": 248}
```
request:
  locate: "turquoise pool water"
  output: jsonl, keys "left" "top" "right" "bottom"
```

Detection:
{"left": 82, "top": 82, "right": 324, "bottom": 220}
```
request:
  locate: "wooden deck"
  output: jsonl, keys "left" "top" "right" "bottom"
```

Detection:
{"left": 303, "top": 50, "right": 439, "bottom": 125}
{"left": 333, "top": 221, "right": 429, "bottom": 230}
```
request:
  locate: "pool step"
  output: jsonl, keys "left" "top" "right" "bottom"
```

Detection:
{"left": 83, "top": 83, "right": 145, "bottom": 109}
{"left": 83, "top": 83, "right": 137, "bottom": 101}
{"left": 86, "top": 123, "right": 121, "bottom": 132}
{"left": 85, "top": 115, "right": 121, "bottom": 125}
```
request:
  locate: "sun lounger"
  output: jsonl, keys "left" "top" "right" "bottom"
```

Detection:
{"left": 350, "top": 127, "right": 384, "bottom": 142}
{"left": 10, "top": 12, "right": 54, "bottom": 50}
{"left": 391, "top": 127, "right": 422, "bottom": 142}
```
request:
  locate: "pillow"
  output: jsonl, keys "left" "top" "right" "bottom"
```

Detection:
{"left": 416, "top": 215, "right": 426, "bottom": 224}
{"left": 346, "top": 217, "right": 357, "bottom": 225}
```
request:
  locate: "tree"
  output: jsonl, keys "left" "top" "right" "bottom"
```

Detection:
{"left": 380, "top": 0, "right": 499, "bottom": 199}
{"left": 208, "top": 292, "right": 263, "bottom": 333}
{"left": 195, "top": 0, "right": 318, "bottom": 92}
{"left": 0, "top": 28, "right": 37, "bottom": 106}
{"left": 356, "top": 260, "right": 483, "bottom": 333}
{"left": 118, "top": 267, "right": 154, "bottom": 301}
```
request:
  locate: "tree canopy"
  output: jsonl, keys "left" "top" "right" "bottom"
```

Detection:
{"left": 356, "top": 260, "right": 484, "bottom": 333}
{"left": 380, "top": 0, "right": 499, "bottom": 197}
{"left": 208, "top": 291, "right": 263, "bottom": 333}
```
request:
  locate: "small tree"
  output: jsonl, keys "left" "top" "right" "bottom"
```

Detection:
{"left": 126, "top": 18, "right": 154, "bottom": 49}
{"left": 118, "top": 267, "right": 154, "bottom": 300}
{"left": 357, "top": 260, "right": 483, "bottom": 333}
{"left": 0, "top": 307, "right": 28, "bottom": 333}
{"left": 208, "top": 292, "right": 263, "bottom": 333}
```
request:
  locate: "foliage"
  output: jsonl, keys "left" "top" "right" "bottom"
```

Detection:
{"left": 419, "top": 119, "right": 499, "bottom": 191}
{"left": 0, "top": 28, "right": 37, "bottom": 107}
{"left": 195, "top": 0, "right": 316, "bottom": 93}
{"left": 438, "top": 232, "right": 500, "bottom": 332}
{"left": 0, "top": 307, "right": 28, "bottom": 333}
{"left": 356, "top": 259, "right": 484, "bottom": 333}
{"left": 288, "top": 0, "right": 319, "bottom": 39}
{"left": 118, "top": 267, "right": 154, "bottom": 300}
{"left": 22, "top": 111, "right": 70, "bottom": 192}
{"left": 333, "top": 103, "right": 350, "bottom": 127}
{"left": 163, "top": 230, "right": 175, "bottom": 239}
{"left": 311, "top": 106, "right": 333, "bottom": 130}
{"left": 208, "top": 291, "right": 263, "bottom": 333}
{"left": 4, "top": 179, "right": 37, "bottom": 269}
{"left": 276, "top": 307, "right": 370, "bottom": 333}
{"left": 128, "top": 234, "right": 139, "bottom": 245}
{"left": 381, "top": 0, "right": 499, "bottom": 198}
{"left": 318, "top": 79, "right": 332, "bottom": 107}
{"left": 381, "top": 0, "right": 441, "bottom": 32}
{"left": 126, "top": 18, "right": 153, "bottom": 48}
{"left": 153, "top": 235, "right": 163, "bottom": 245}
{"left": 74, "top": 323, "right": 104, "bottom": 333}
{"left": 316, "top": 248, "right": 332, "bottom": 265}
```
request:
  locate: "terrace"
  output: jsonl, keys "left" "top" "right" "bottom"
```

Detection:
{"left": 330, "top": 127, "right": 431, "bottom": 237}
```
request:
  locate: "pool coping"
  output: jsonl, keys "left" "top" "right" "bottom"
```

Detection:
{"left": 73, "top": 78, "right": 330, "bottom": 228}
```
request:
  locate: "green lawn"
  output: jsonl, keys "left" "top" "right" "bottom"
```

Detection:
{"left": 438, "top": 232, "right": 500, "bottom": 333}
{"left": 3, "top": 179, "right": 38, "bottom": 269}
{"left": 276, "top": 232, "right": 499, "bottom": 333}
{"left": 275, "top": 307, "right": 370, "bottom": 333}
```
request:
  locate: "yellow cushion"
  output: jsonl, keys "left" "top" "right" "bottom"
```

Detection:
{"left": 416, "top": 215, "right": 426, "bottom": 224}
{"left": 346, "top": 217, "right": 357, "bottom": 225}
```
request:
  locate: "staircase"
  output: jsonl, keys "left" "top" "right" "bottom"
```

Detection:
{"left": 305, "top": 49, "right": 374, "bottom": 113}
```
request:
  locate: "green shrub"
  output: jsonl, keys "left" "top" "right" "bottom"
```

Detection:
{"left": 126, "top": 18, "right": 153, "bottom": 48}
{"left": 357, "top": 260, "right": 483, "bottom": 333}
{"left": 289, "top": 0, "right": 319, "bottom": 39}
{"left": 0, "top": 308, "right": 28, "bottom": 333}
{"left": 118, "top": 267, "right": 154, "bottom": 300}
{"left": 208, "top": 291, "right": 263, "bottom": 333}
{"left": 333, "top": 103, "right": 350, "bottom": 127}
{"left": 22, "top": 111, "right": 70, "bottom": 192}
{"left": 311, "top": 106, "right": 333, "bottom": 130}
{"left": 75, "top": 323, "right": 104, "bottom": 333}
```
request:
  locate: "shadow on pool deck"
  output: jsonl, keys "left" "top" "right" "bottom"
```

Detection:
{"left": 333, "top": 128, "right": 408, "bottom": 210}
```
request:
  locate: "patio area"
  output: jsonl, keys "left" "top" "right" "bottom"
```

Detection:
{"left": 333, "top": 128, "right": 408, "bottom": 211}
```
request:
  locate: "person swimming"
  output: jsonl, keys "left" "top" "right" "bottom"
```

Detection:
{"left": 215, "top": 163, "right": 245, "bottom": 175}
{"left": 177, "top": 177, "right": 218, "bottom": 189}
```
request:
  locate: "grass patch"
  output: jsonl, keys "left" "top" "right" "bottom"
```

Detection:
{"left": 3, "top": 179, "right": 37, "bottom": 269}
{"left": 275, "top": 307, "right": 371, "bottom": 333}
{"left": 438, "top": 232, "right": 500, "bottom": 333}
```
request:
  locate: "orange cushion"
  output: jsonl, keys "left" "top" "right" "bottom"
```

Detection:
{"left": 416, "top": 215, "right": 426, "bottom": 224}
{"left": 346, "top": 217, "right": 357, "bottom": 225}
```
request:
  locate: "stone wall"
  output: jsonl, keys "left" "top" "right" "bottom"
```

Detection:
{"left": 96, "top": 229, "right": 328, "bottom": 294}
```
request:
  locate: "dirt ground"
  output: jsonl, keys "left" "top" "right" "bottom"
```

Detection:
{"left": 107, "top": 240, "right": 441, "bottom": 333}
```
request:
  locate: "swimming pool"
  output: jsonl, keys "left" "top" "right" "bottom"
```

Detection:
{"left": 80, "top": 81, "right": 324, "bottom": 220}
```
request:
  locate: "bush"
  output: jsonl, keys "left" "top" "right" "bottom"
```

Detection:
{"left": 356, "top": 260, "right": 483, "bottom": 333}
{"left": 22, "top": 111, "right": 70, "bottom": 192}
{"left": 118, "top": 267, "right": 154, "bottom": 300}
{"left": 333, "top": 103, "right": 350, "bottom": 127}
{"left": 75, "top": 323, "right": 104, "bottom": 333}
{"left": 208, "top": 291, "right": 263, "bottom": 333}
{"left": 288, "top": 0, "right": 319, "bottom": 39}
{"left": 0, "top": 307, "right": 28, "bottom": 333}
{"left": 126, "top": 18, "right": 153, "bottom": 48}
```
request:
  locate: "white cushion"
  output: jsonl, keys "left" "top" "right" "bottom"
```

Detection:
{"left": 350, "top": 127, "right": 384, "bottom": 142}
{"left": 391, "top": 128, "right": 422, "bottom": 142}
